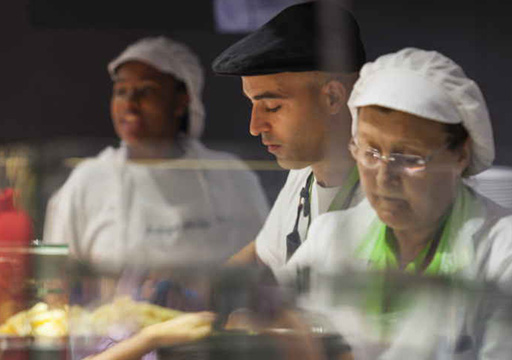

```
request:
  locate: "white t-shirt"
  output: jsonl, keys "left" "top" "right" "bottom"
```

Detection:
{"left": 255, "top": 166, "right": 363, "bottom": 274}
{"left": 312, "top": 181, "right": 342, "bottom": 217}
{"left": 44, "top": 138, "right": 269, "bottom": 272}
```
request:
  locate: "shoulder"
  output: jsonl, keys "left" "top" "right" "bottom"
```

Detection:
{"left": 467, "top": 188, "right": 512, "bottom": 287}
{"left": 185, "top": 140, "right": 259, "bottom": 174}
{"left": 466, "top": 185, "right": 512, "bottom": 238}
{"left": 60, "top": 147, "right": 120, "bottom": 192}
{"left": 289, "top": 200, "right": 376, "bottom": 266}
{"left": 309, "top": 199, "right": 376, "bottom": 245}
{"left": 192, "top": 142, "right": 264, "bottom": 177}
{"left": 481, "top": 213, "right": 512, "bottom": 291}
{"left": 477, "top": 190, "right": 512, "bottom": 221}
{"left": 481, "top": 201, "right": 512, "bottom": 254}
{"left": 185, "top": 139, "right": 240, "bottom": 161}
{"left": 185, "top": 141, "right": 268, "bottom": 204}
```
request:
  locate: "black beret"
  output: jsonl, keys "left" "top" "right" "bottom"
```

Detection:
{"left": 212, "top": 1, "right": 366, "bottom": 76}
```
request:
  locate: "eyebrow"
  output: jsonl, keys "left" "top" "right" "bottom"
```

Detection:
{"left": 357, "top": 133, "right": 428, "bottom": 153}
{"left": 112, "top": 75, "right": 161, "bottom": 83}
{"left": 250, "top": 91, "right": 289, "bottom": 101}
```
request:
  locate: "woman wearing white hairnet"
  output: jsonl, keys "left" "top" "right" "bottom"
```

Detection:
{"left": 43, "top": 36, "right": 269, "bottom": 272}
{"left": 284, "top": 48, "right": 512, "bottom": 359}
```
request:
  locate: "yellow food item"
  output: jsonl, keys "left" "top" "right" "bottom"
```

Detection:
{"left": 71, "top": 296, "right": 183, "bottom": 336}
{"left": 0, "top": 297, "right": 183, "bottom": 337}
{"left": 0, "top": 302, "right": 65, "bottom": 337}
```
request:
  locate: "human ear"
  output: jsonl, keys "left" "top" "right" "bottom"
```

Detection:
{"left": 174, "top": 92, "right": 190, "bottom": 118}
{"left": 457, "top": 139, "right": 471, "bottom": 175}
{"left": 322, "top": 80, "right": 348, "bottom": 115}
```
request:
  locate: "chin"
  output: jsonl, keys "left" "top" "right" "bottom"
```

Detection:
{"left": 276, "top": 158, "right": 313, "bottom": 170}
{"left": 120, "top": 137, "right": 142, "bottom": 147}
{"left": 375, "top": 209, "right": 413, "bottom": 230}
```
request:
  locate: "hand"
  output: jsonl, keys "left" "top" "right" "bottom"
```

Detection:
{"left": 141, "top": 311, "right": 215, "bottom": 348}
{"left": 83, "top": 312, "right": 215, "bottom": 360}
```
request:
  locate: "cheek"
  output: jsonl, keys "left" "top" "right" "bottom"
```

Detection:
{"left": 110, "top": 99, "right": 120, "bottom": 118}
{"left": 301, "top": 102, "right": 326, "bottom": 130}
{"left": 142, "top": 98, "right": 170, "bottom": 118}
{"left": 274, "top": 110, "right": 301, "bottom": 143}
{"left": 146, "top": 101, "right": 175, "bottom": 133}
{"left": 402, "top": 178, "right": 431, "bottom": 213}
{"left": 295, "top": 108, "right": 329, "bottom": 149}
{"left": 358, "top": 168, "right": 378, "bottom": 196}
{"left": 402, "top": 173, "right": 458, "bottom": 220}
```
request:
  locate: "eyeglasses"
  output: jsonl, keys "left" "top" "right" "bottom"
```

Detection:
{"left": 349, "top": 139, "right": 448, "bottom": 175}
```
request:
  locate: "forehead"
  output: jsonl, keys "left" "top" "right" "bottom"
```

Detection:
{"left": 357, "top": 106, "right": 448, "bottom": 148}
{"left": 241, "top": 72, "right": 318, "bottom": 97}
{"left": 113, "top": 61, "right": 171, "bottom": 83}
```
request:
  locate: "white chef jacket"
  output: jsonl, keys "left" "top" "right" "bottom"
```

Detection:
{"left": 284, "top": 185, "right": 512, "bottom": 360}
{"left": 255, "top": 166, "right": 363, "bottom": 275}
{"left": 44, "top": 138, "right": 269, "bottom": 272}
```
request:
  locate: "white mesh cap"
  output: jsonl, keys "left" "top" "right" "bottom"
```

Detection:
{"left": 108, "top": 36, "right": 205, "bottom": 139}
{"left": 348, "top": 47, "right": 494, "bottom": 176}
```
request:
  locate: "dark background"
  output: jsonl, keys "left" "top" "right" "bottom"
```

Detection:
{"left": 2, "top": 0, "right": 510, "bottom": 156}
{"left": 1, "top": 0, "right": 511, "bottom": 235}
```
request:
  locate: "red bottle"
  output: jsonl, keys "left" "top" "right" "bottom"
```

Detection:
{"left": 0, "top": 188, "right": 34, "bottom": 359}
{"left": 0, "top": 188, "right": 33, "bottom": 244}
{"left": 0, "top": 187, "right": 33, "bottom": 322}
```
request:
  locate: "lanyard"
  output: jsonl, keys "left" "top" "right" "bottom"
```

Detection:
{"left": 286, "top": 167, "right": 360, "bottom": 261}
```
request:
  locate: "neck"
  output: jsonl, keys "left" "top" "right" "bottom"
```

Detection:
{"left": 392, "top": 197, "right": 455, "bottom": 267}
{"left": 311, "top": 156, "right": 355, "bottom": 187}
{"left": 127, "top": 140, "right": 183, "bottom": 161}
{"left": 392, "top": 226, "right": 438, "bottom": 267}
{"left": 311, "top": 114, "right": 354, "bottom": 187}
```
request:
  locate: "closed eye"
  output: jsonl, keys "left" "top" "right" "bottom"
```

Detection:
{"left": 113, "top": 87, "right": 127, "bottom": 97}
{"left": 395, "top": 155, "right": 425, "bottom": 166}
{"left": 266, "top": 105, "right": 282, "bottom": 113}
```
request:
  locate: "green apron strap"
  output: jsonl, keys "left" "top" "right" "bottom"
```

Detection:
{"left": 357, "top": 209, "right": 454, "bottom": 275}
{"left": 305, "top": 166, "right": 359, "bottom": 231}
{"left": 327, "top": 166, "right": 360, "bottom": 212}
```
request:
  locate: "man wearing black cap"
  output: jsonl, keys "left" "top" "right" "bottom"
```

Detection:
{"left": 213, "top": 1, "right": 366, "bottom": 274}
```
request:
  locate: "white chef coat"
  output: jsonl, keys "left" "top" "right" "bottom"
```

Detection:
{"left": 255, "top": 166, "right": 363, "bottom": 275}
{"left": 44, "top": 138, "right": 269, "bottom": 272}
{"left": 284, "top": 185, "right": 512, "bottom": 360}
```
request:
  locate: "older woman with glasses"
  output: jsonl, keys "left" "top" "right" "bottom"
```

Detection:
{"left": 283, "top": 48, "right": 512, "bottom": 359}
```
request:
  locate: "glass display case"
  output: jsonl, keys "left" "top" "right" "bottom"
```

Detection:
{"left": 292, "top": 268, "right": 512, "bottom": 360}
{"left": 2, "top": 249, "right": 512, "bottom": 360}
{"left": 63, "top": 263, "right": 353, "bottom": 360}
{"left": 0, "top": 243, "right": 69, "bottom": 359}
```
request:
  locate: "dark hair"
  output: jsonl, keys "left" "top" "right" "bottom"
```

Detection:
{"left": 444, "top": 123, "right": 469, "bottom": 150}
{"left": 174, "top": 79, "right": 189, "bottom": 134}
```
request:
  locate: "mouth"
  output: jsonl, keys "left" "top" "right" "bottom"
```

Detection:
{"left": 379, "top": 195, "right": 403, "bottom": 201}
{"left": 263, "top": 143, "right": 282, "bottom": 154}
{"left": 120, "top": 113, "right": 142, "bottom": 123}
{"left": 373, "top": 194, "right": 408, "bottom": 206}
{"left": 120, "top": 119, "right": 141, "bottom": 127}
{"left": 117, "top": 116, "right": 144, "bottom": 136}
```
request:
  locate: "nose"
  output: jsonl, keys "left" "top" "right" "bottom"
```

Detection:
{"left": 126, "top": 89, "right": 141, "bottom": 104}
{"left": 249, "top": 106, "right": 271, "bottom": 136}
{"left": 375, "top": 160, "right": 401, "bottom": 189}
{"left": 116, "top": 89, "right": 141, "bottom": 113}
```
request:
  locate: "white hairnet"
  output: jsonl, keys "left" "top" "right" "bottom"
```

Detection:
{"left": 108, "top": 36, "right": 205, "bottom": 139}
{"left": 348, "top": 47, "right": 494, "bottom": 176}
